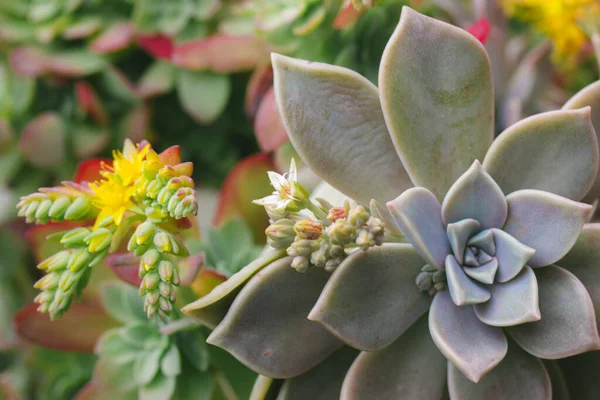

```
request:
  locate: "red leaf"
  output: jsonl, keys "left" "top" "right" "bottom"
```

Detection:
{"left": 172, "top": 35, "right": 268, "bottom": 72}
{"left": 73, "top": 158, "right": 111, "bottom": 183}
{"left": 75, "top": 82, "right": 108, "bottom": 124}
{"left": 158, "top": 145, "right": 181, "bottom": 165}
{"left": 90, "top": 22, "right": 135, "bottom": 54}
{"left": 136, "top": 34, "right": 174, "bottom": 60}
{"left": 14, "top": 303, "right": 118, "bottom": 352}
{"left": 333, "top": 2, "right": 363, "bottom": 29}
{"left": 245, "top": 66, "right": 273, "bottom": 122}
{"left": 254, "top": 87, "right": 289, "bottom": 152}
{"left": 26, "top": 221, "right": 89, "bottom": 262}
{"left": 179, "top": 253, "right": 205, "bottom": 286}
{"left": 214, "top": 153, "right": 275, "bottom": 241}
{"left": 105, "top": 252, "right": 140, "bottom": 287}
{"left": 466, "top": 18, "right": 492, "bottom": 45}
{"left": 9, "top": 47, "right": 48, "bottom": 77}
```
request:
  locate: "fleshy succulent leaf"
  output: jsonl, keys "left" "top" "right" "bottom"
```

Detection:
{"left": 446, "top": 219, "right": 481, "bottom": 265}
{"left": 271, "top": 53, "right": 413, "bottom": 205}
{"left": 379, "top": 7, "right": 493, "bottom": 200}
{"left": 445, "top": 255, "right": 491, "bottom": 305}
{"left": 254, "top": 87, "right": 289, "bottom": 153}
{"left": 207, "top": 257, "right": 342, "bottom": 379}
{"left": 448, "top": 343, "right": 552, "bottom": 399}
{"left": 473, "top": 266, "right": 540, "bottom": 326}
{"left": 277, "top": 347, "right": 358, "bottom": 400}
{"left": 387, "top": 187, "right": 451, "bottom": 270}
{"left": 429, "top": 291, "right": 507, "bottom": 383}
{"left": 562, "top": 81, "right": 600, "bottom": 202}
{"left": 308, "top": 244, "right": 431, "bottom": 351}
{"left": 491, "top": 228, "right": 535, "bottom": 283}
{"left": 503, "top": 190, "right": 592, "bottom": 267}
{"left": 182, "top": 250, "right": 285, "bottom": 328}
{"left": 508, "top": 265, "right": 600, "bottom": 359}
{"left": 483, "top": 108, "right": 599, "bottom": 201}
{"left": 340, "top": 315, "right": 447, "bottom": 400}
{"left": 558, "top": 223, "right": 600, "bottom": 329}
{"left": 176, "top": 70, "right": 231, "bottom": 125}
{"left": 19, "top": 112, "right": 65, "bottom": 167}
{"left": 442, "top": 160, "right": 507, "bottom": 229}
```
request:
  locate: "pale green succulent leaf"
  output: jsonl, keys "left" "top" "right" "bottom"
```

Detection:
{"left": 559, "top": 351, "right": 600, "bottom": 399}
{"left": 445, "top": 255, "right": 491, "bottom": 306}
{"left": 379, "top": 7, "right": 493, "bottom": 201}
{"left": 134, "top": 347, "right": 164, "bottom": 386}
{"left": 139, "top": 373, "right": 176, "bottom": 400}
{"left": 483, "top": 108, "right": 599, "bottom": 201}
{"left": 447, "top": 343, "right": 551, "bottom": 400}
{"left": 176, "top": 69, "right": 231, "bottom": 124}
{"left": 181, "top": 249, "right": 285, "bottom": 328}
{"left": 442, "top": 160, "right": 507, "bottom": 230}
{"left": 447, "top": 219, "right": 481, "bottom": 265}
{"left": 508, "top": 265, "right": 600, "bottom": 359}
{"left": 473, "top": 266, "right": 540, "bottom": 327}
{"left": 491, "top": 228, "right": 535, "bottom": 283}
{"left": 308, "top": 244, "right": 431, "bottom": 351}
{"left": 271, "top": 53, "right": 413, "bottom": 205}
{"left": 557, "top": 223, "right": 600, "bottom": 330}
{"left": 563, "top": 81, "right": 600, "bottom": 202}
{"left": 277, "top": 347, "right": 358, "bottom": 400}
{"left": 429, "top": 291, "right": 507, "bottom": 383}
{"left": 340, "top": 315, "right": 446, "bottom": 399}
{"left": 503, "top": 190, "right": 592, "bottom": 267}
{"left": 387, "top": 187, "right": 451, "bottom": 270}
{"left": 100, "top": 281, "right": 146, "bottom": 324}
{"left": 207, "top": 257, "right": 342, "bottom": 379}
{"left": 160, "top": 344, "right": 181, "bottom": 377}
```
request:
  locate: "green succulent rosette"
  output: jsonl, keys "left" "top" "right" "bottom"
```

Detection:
{"left": 184, "top": 7, "right": 600, "bottom": 399}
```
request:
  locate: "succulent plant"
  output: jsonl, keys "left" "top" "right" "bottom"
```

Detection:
{"left": 184, "top": 7, "right": 600, "bottom": 398}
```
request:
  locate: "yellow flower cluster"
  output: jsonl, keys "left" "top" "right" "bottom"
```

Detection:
{"left": 90, "top": 140, "right": 157, "bottom": 228}
{"left": 503, "top": 0, "right": 600, "bottom": 63}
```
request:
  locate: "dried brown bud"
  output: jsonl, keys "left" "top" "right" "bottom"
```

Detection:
{"left": 294, "top": 220, "right": 323, "bottom": 240}
{"left": 327, "top": 207, "right": 347, "bottom": 222}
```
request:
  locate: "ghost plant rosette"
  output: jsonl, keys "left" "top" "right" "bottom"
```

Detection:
{"left": 183, "top": 8, "right": 600, "bottom": 399}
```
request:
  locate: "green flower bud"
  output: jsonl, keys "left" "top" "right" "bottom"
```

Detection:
{"left": 34, "top": 272, "right": 60, "bottom": 290}
{"left": 145, "top": 289, "right": 160, "bottom": 305}
{"left": 158, "top": 260, "right": 175, "bottom": 282}
{"left": 265, "top": 219, "right": 296, "bottom": 248}
{"left": 64, "top": 196, "right": 93, "bottom": 220}
{"left": 38, "top": 250, "right": 71, "bottom": 272}
{"left": 142, "top": 272, "right": 160, "bottom": 290}
{"left": 48, "top": 196, "right": 70, "bottom": 219}
{"left": 85, "top": 228, "right": 112, "bottom": 253}
{"left": 67, "top": 248, "right": 93, "bottom": 272}
{"left": 154, "top": 232, "right": 172, "bottom": 253}
{"left": 157, "top": 187, "right": 174, "bottom": 205}
{"left": 159, "top": 281, "right": 172, "bottom": 297}
{"left": 59, "top": 269, "right": 83, "bottom": 291}
{"left": 348, "top": 205, "right": 370, "bottom": 227}
{"left": 135, "top": 221, "right": 156, "bottom": 245}
{"left": 291, "top": 256, "right": 309, "bottom": 272}
{"left": 328, "top": 220, "right": 356, "bottom": 245}
{"left": 61, "top": 227, "right": 92, "bottom": 248}
{"left": 143, "top": 249, "right": 160, "bottom": 270}
{"left": 159, "top": 296, "right": 173, "bottom": 313}
{"left": 146, "top": 179, "right": 163, "bottom": 199}
{"left": 25, "top": 201, "right": 40, "bottom": 222}
{"left": 35, "top": 199, "right": 53, "bottom": 223}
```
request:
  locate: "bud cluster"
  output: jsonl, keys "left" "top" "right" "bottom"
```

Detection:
{"left": 128, "top": 220, "right": 185, "bottom": 318}
{"left": 141, "top": 164, "right": 198, "bottom": 220}
{"left": 33, "top": 227, "right": 113, "bottom": 319}
{"left": 416, "top": 264, "right": 447, "bottom": 296}
{"left": 17, "top": 192, "right": 96, "bottom": 224}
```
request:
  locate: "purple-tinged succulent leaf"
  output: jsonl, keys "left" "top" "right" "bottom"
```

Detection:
{"left": 464, "top": 258, "right": 498, "bottom": 284}
{"left": 503, "top": 190, "right": 592, "bottom": 267}
{"left": 182, "top": 249, "right": 285, "bottom": 329}
{"left": 442, "top": 160, "right": 507, "bottom": 229}
{"left": 340, "top": 316, "right": 446, "bottom": 400}
{"left": 491, "top": 228, "right": 535, "bottom": 282}
{"left": 448, "top": 343, "right": 551, "bottom": 399}
{"left": 387, "top": 187, "right": 451, "bottom": 270}
{"left": 19, "top": 112, "right": 65, "bottom": 167}
{"left": 254, "top": 87, "right": 289, "bottom": 153}
{"left": 508, "top": 265, "right": 600, "bottom": 359}
{"left": 559, "top": 351, "right": 600, "bottom": 399}
{"left": 379, "top": 7, "right": 493, "bottom": 201}
{"left": 474, "top": 266, "right": 540, "bottom": 326}
{"left": 445, "top": 255, "right": 491, "bottom": 305}
{"left": 308, "top": 244, "right": 430, "bottom": 351}
{"left": 558, "top": 223, "right": 600, "bottom": 329}
{"left": 483, "top": 108, "right": 599, "bottom": 202}
{"left": 90, "top": 22, "right": 135, "bottom": 54}
{"left": 447, "top": 219, "right": 481, "bottom": 265}
{"left": 271, "top": 53, "right": 412, "bottom": 205}
{"left": 563, "top": 81, "right": 600, "bottom": 203}
{"left": 429, "top": 291, "right": 507, "bottom": 383}
{"left": 207, "top": 257, "right": 342, "bottom": 379}
{"left": 278, "top": 347, "right": 358, "bottom": 400}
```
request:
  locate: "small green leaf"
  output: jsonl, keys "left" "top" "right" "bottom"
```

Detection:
{"left": 96, "top": 329, "right": 138, "bottom": 364}
{"left": 173, "top": 361, "right": 215, "bottom": 400}
{"left": 176, "top": 69, "right": 231, "bottom": 124}
{"left": 160, "top": 344, "right": 182, "bottom": 377}
{"left": 135, "top": 348, "right": 165, "bottom": 386}
{"left": 176, "top": 329, "right": 209, "bottom": 372}
{"left": 100, "top": 281, "right": 147, "bottom": 324}
{"left": 139, "top": 373, "right": 176, "bottom": 400}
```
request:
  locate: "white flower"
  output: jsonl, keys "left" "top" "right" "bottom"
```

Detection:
{"left": 253, "top": 159, "right": 306, "bottom": 212}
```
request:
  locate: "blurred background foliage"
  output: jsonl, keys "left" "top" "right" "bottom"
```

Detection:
{"left": 0, "top": 0, "right": 599, "bottom": 399}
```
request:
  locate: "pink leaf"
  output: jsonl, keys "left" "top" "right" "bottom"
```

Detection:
{"left": 73, "top": 158, "right": 111, "bottom": 183}
{"left": 75, "top": 82, "right": 108, "bottom": 124}
{"left": 179, "top": 253, "right": 205, "bottom": 286}
{"left": 254, "top": 87, "right": 289, "bottom": 152}
{"left": 245, "top": 65, "right": 273, "bottom": 121}
{"left": 466, "top": 18, "right": 492, "bottom": 45}
{"left": 105, "top": 252, "right": 140, "bottom": 287}
{"left": 9, "top": 48, "right": 48, "bottom": 77}
{"left": 333, "top": 2, "right": 363, "bottom": 29}
{"left": 90, "top": 22, "right": 135, "bottom": 54}
{"left": 172, "top": 35, "right": 268, "bottom": 72}
{"left": 136, "top": 34, "right": 174, "bottom": 59}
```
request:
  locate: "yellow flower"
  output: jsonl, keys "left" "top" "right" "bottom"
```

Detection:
{"left": 90, "top": 175, "right": 137, "bottom": 228}
{"left": 503, "top": 0, "right": 600, "bottom": 63}
{"left": 102, "top": 139, "right": 150, "bottom": 187}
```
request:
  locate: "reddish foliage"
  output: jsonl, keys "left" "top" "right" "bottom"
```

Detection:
{"left": 136, "top": 34, "right": 174, "bottom": 60}
{"left": 466, "top": 18, "right": 492, "bottom": 45}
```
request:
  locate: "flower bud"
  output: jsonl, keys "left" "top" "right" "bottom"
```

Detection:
{"left": 35, "top": 199, "right": 53, "bottom": 223}
{"left": 327, "top": 207, "right": 347, "bottom": 222}
{"left": 328, "top": 220, "right": 356, "bottom": 245}
{"left": 154, "top": 232, "right": 172, "bottom": 253}
{"left": 142, "top": 249, "right": 160, "bottom": 270}
{"left": 89, "top": 249, "right": 108, "bottom": 267}
{"left": 265, "top": 219, "right": 296, "bottom": 248}
{"left": 294, "top": 220, "right": 323, "bottom": 240}
{"left": 25, "top": 201, "right": 40, "bottom": 222}
{"left": 67, "top": 248, "right": 93, "bottom": 272}
{"left": 159, "top": 281, "right": 172, "bottom": 297}
{"left": 158, "top": 260, "right": 175, "bottom": 282}
{"left": 146, "top": 179, "right": 163, "bottom": 199}
{"left": 348, "top": 205, "right": 370, "bottom": 227}
{"left": 61, "top": 227, "right": 92, "bottom": 247}
{"left": 48, "top": 196, "right": 71, "bottom": 219}
{"left": 64, "top": 196, "right": 93, "bottom": 220}
{"left": 59, "top": 269, "right": 82, "bottom": 291}
{"left": 157, "top": 187, "right": 174, "bottom": 205}
{"left": 145, "top": 289, "right": 160, "bottom": 305}
{"left": 85, "top": 228, "right": 112, "bottom": 253}
{"left": 38, "top": 250, "right": 70, "bottom": 272}
{"left": 135, "top": 221, "right": 156, "bottom": 245}
{"left": 158, "top": 166, "right": 177, "bottom": 183}
{"left": 159, "top": 296, "right": 173, "bottom": 313}
{"left": 291, "top": 256, "right": 309, "bottom": 272}
{"left": 290, "top": 181, "right": 310, "bottom": 202}
{"left": 142, "top": 272, "right": 160, "bottom": 290}
{"left": 34, "top": 272, "right": 60, "bottom": 290}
